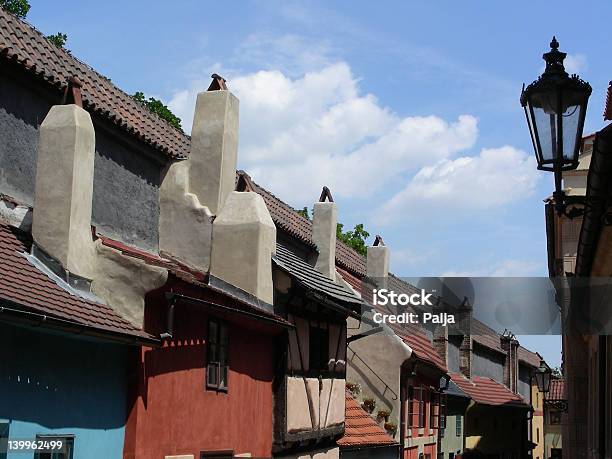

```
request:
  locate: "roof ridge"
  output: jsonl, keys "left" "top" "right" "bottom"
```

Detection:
{"left": 1, "top": 8, "right": 190, "bottom": 158}
{"left": 0, "top": 9, "right": 185, "bottom": 136}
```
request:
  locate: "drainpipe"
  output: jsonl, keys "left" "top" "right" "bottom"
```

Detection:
{"left": 160, "top": 294, "right": 176, "bottom": 341}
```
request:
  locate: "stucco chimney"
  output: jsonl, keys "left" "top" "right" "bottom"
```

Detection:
{"left": 32, "top": 104, "right": 96, "bottom": 278}
{"left": 459, "top": 335, "right": 472, "bottom": 379}
{"left": 501, "top": 331, "right": 519, "bottom": 392}
{"left": 312, "top": 187, "right": 337, "bottom": 281}
{"left": 210, "top": 174, "right": 276, "bottom": 305}
{"left": 367, "top": 235, "right": 389, "bottom": 279}
{"left": 188, "top": 77, "right": 238, "bottom": 215}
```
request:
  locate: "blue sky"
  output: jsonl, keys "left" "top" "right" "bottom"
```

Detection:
{"left": 28, "top": 0, "right": 612, "bottom": 366}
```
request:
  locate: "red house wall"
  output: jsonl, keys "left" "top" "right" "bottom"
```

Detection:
{"left": 402, "top": 374, "right": 439, "bottom": 459}
{"left": 123, "top": 294, "right": 276, "bottom": 459}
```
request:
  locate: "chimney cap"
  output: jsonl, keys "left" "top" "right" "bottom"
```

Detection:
{"left": 318, "top": 186, "right": 334, "bottom": 202}
{"left": 236, "top": 171, "right": 255, "bottom": 192}
{"left": 373, "top": 235, "right": 385, "bottom": 246}
{"left": 208, "top": 73, "right": 228, "bottom": 91}
{"left": 63, "top": 75, "right": 83, "bottom": 107}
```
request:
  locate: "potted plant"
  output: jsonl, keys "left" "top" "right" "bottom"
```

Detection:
{"left": 376, "top": 408, "right": 391, "bottom": 423}
{"left": 384, "top": 421, "right": 398, "bottom": 437}
{"left": 362, "top": 397, "right": 376, "bottom": 413}
{"left": 346, "top": 381, "right": 361, "bottom": 397}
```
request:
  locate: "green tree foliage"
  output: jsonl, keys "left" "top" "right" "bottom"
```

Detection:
{"left": 0, "top": 0, "right": 30, "bottom": 18}
{"left": 46, "top": 32, "right": 67, "bottom": 48}
{"left": 133, "top": 92, "right": 183, "bottom": 132}
{"left": 337, "top": 223, "right": 370, "bottom": 256}
{"left": 297, "top": 207, "right": 310, "bottom": 219}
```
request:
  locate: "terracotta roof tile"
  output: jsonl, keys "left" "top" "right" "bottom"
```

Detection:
{"left": 547, "top": 378, "right": 565, "bottom": 401}
{"left": 337, "top": 392, "right": 397, "bottom": 447}
{"left": 518, "top": 346, "right": 541, "bottom": 368}
{"left": 0, "top": 9, "right": 189, "bottom": 159}
{"left": 605, "top": 82, "right": 612, "bottom": 121}
{"left": 0, "top": 221, "right": 152, "bottom": 339}
{"left": 450, "top": 372, "right": 528, "bottom": 408}
{"left": 471, "top": 319, "right": 504, "bottom": 354}
{"left": 250, "top": 178, "right": 367, "bottom": 276}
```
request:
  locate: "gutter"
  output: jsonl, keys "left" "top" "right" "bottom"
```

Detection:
{"left": 167, "top": 292, "right": 294, "bottom": 329}
{"left": 0, "top": 299, "right": 161, "bottom": 347}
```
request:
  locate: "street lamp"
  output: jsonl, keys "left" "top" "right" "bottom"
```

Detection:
{"left": 533, "top": 359, "right": 552, "bottom": 393}
{"left": 521, "top": 36, "right": 592, "bottom": 217}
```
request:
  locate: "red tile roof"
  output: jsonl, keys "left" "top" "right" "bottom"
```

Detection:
{"left": 547, "top": 378, "right": 565, "bottom": 401}
{"left": 250, "top": 178, "right": 367, "bottom": 276}
{"left": 471, "top": 319, "right": 504, "bottom": 354}
{"left": 450, "top": 373, "right": 528, "bottom": 408}
{"left": 337, "top": 392, "right": 397, "bottom": 447}
{"left": 605, "top": 82, "right": 612, "bottom": 121}
{"left": 0, "top": 221, "right": 153, "bottom": 340}
{"left": 518, "top": 346, "right": 541, "bottom": 368}
{"left": 0, "top": 9, "right": 189, "bottom": 159}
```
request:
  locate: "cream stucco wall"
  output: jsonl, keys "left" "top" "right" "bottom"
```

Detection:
{"left": 346, "top": 315, "right": 412, "bottom": 430}
{"left": 286, "top": 376, "right": 345, "bottom": 432}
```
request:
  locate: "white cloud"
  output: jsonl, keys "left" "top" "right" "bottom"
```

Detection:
{"left": 564, "top": 53, "right": 587, "bottom": 75}
{"left": 169, "top": 62, "right": 478, "bottom": 204}
{"left": 539, "top": 53, "right": 587, "bottom": 76}
{"left": 379, "top": 146, "right": 539, "bottom": 224}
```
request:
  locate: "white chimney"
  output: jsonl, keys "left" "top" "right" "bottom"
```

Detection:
{"left": 189, "top": 76, "right": 238, "bottom": 215}
{"left": 32, "top": 104, "right": 96, "bottom": 278}
{"left": 159, "top": 75, "right": 238, "bottom": 272}
{"left": 312, "top": 187, "right": 337, "bottom": 281}
{"left": 210, "top": 173, "right": 276, "bottom": 304}
{"left": 366, "top": 235, "right": 390, "bottom": 279}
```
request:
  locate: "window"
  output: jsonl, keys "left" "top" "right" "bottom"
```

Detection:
{"left": 308, "top": 323, "right": 329, "bottom": 372}
{"left": 537, "top": 427, "right": 540, "bottom": 442}
{"left": 430, "top": 392, "right": 439, "bottom": 429}
{"left": 200, "top": 451, "right": 233, "bottom": 459}
{"left": 439, "top": 394, "right": 447, "bottom": 430}
{"left": 207, "top": 319, "right": 229, "bottom": 391}
{"left": 415, "top": 385, "right": 425, "bottom": 428}
{"left": 456, "top": 415, "right": 462, "bottom": 437}
{"left": 550, "top": 411, "right": 562, "bottom": 425}
{"left": 34, "top": 435, "right": 74, "bottom": 459}
{"left": 407, "top": 386, "right": 415, "bottom": 429}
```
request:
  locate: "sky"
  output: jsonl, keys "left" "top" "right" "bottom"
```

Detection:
{"left": 26, "top": 0, "right": 612, "bottom": 367}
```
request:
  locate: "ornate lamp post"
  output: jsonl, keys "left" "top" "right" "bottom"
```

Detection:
{"left": 521, "top": 37, "right": 592, "bottom": 217}
{"left": 534, "top": 359, "right": 553, "bottom": 393}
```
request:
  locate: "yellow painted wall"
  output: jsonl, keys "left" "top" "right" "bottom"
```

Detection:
{"left": 531, "top": 384, "right": 545, "bottom": 459}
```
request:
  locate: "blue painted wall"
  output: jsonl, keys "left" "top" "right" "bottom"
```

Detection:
{"left": 0, "top": 322, "right": 129, "bottom": 459}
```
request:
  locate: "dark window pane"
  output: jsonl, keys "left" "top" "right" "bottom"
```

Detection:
{"left": 309, "top": 325, "right": 329, "bottom": 372}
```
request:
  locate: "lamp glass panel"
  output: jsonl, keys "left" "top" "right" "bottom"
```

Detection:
{"left": 530, "top": 89, "right": 561, "bottom": 164}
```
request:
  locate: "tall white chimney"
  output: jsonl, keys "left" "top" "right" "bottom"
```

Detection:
{"left": 189, "top": 75, "right": 239, "bottom": 215}
{"left": 32, "top": 104, "right": 96, "bottom": 278}
{"left": 159, "top": 75, "right": 238, "bottom": 272}
{"left": 366, "top": 235, "right": 390, "bottom": 279}
{"left": 312, "top": 187, "right": 337, "bottom": 281}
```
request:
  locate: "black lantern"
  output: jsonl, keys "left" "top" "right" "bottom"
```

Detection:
{"left": 521, "top": 37, "right": 591, "bottom": 217}
{"left": 439, "top": 374, "right": 450, "bottom": 391}
{"left": 533, "top": 359, "right": 552, "bottom": 393}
